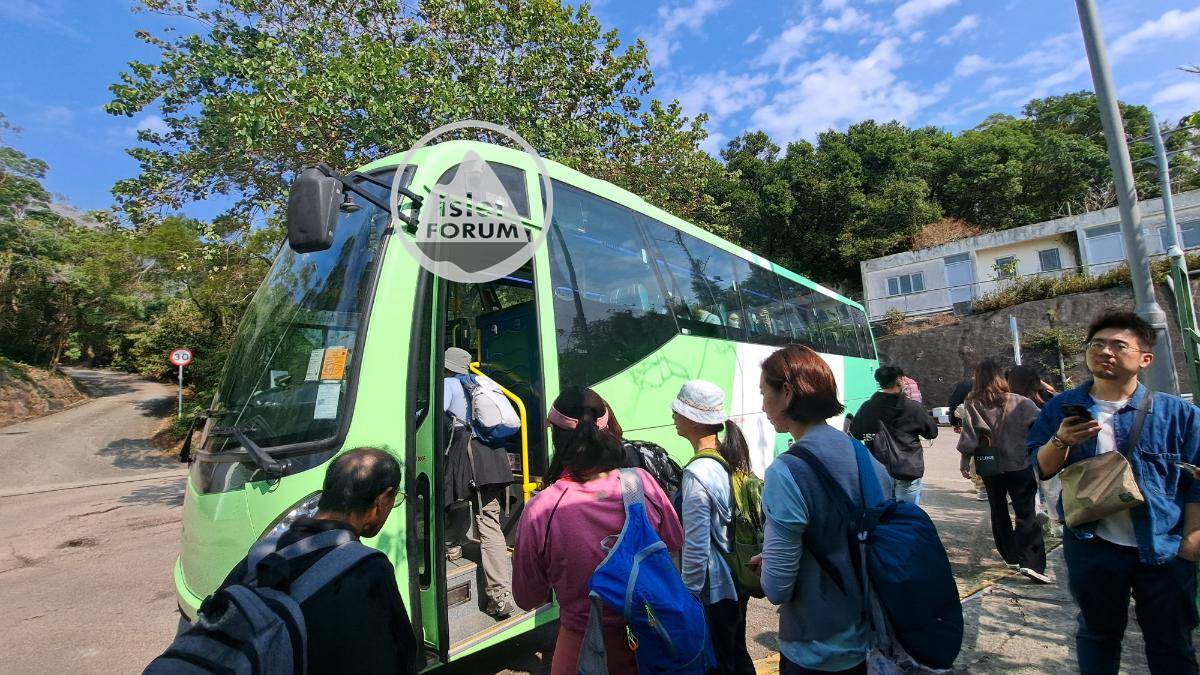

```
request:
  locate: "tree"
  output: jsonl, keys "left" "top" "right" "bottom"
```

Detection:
{"left": 107, "top": 0, "right": 719, "bottom": 228}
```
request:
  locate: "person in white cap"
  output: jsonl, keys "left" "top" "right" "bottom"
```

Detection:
{"left": 672, "top": 380, "right": 756, "bottom": 675}
{"left": 442, "top": 347, "right": 516, "bottom": 619}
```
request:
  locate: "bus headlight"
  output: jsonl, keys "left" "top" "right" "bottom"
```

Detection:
{"left": 261, "top": 492, "right": 321, "bottom": 540}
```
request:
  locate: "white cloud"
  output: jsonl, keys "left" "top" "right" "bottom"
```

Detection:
{"left": 822, "top": 7, "right": 872, "bottom": 34}
{"left": 820, "top": 0, "right": 849, "bottom": 9}
{"left": 756, "top": 20, "right": 818, "bottom": 70}
{"left": 750, "top": 38, "right": 941, "bottom": 142}
{"left": 936, "top": 14, "right": 979, "bottom": 45}
{"left": 981, "top": 75, "right": 1008, "bottom": 91}
{"left": 954, "top": 54, "right": 991, "bottom": 78}
{"left": 744, "top": 26, "right": 763, "bottom": 45}
{"left": 909, "top": 31, "right": 926, "bottom": 43}
{"left": 135, "top": 114, "right": 170, "bottom": 137}
{"left": 1112, "top": 7, "right": 1200, "bottom": 59}
{"left": 893, "top": 0, "right": 958, "bottom": 30}
{"left": 639, "top": 0, "right": 730, "bottom": 68}
{"left": 41, "top": 105, "right": 73, "bottom": 126}
{"left": 0, "top": 0, "right": 84, "bottom": 40}
{"left": 1151, "top": 81, "right": 1200, "bottom": 121}
{"left": 674, "top": 71, "right": 770, "bottom": 127}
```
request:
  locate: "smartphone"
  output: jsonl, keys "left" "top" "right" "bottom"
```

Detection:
{"left": 1061, "top": 404, "right": 1093, "bottom": 421}
{"left": 1179, "top": 462, "right": 1200, "bottom": 474}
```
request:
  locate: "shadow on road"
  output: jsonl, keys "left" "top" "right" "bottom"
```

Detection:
{"left": 134, "top": 396, "right": 176, "bottom": 418}
{"left": 61, "top": 369, "right": 140, "bottom": 398}
{"left": 97, "top": 439, "right": 179, "bottom": 471}
{"left": 119, "top": 479, "right": 186, "bottom": 508}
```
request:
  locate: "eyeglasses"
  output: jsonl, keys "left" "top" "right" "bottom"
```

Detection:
{"left": 1086, "top": 339, "right": 1144, "bottom": 355}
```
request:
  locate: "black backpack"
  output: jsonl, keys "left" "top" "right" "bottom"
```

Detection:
{"left": 622, "top": 439, "right": 683, "bottom": 499}
{"left": 145, "top": 530, "right": 380, "bottom": 675}
{"left": 866, "top": 420, "right": 923, "bottom": 481}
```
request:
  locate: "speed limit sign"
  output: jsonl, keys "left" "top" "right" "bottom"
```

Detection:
{"left": 170, "top": 349, "right": 193, "bottom": 419}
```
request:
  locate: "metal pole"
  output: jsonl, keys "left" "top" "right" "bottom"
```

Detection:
{"left": 1075, "top": 0, "right": 1179, "bottom": 394}
{"left": 1010, "top": 315, "right": 1022, "bottom": 365}
{"left": 1149, "top": 112, "right": 1200, "bottom": 399}
{"left": 178, "top": 364, "right": 183, "bottom": 419}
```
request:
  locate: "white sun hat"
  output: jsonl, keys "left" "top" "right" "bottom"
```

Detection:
{"left": 672, "top": 380, "right": 728, "bottom": 426}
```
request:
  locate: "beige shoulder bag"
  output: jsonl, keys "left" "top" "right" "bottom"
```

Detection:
{"left": 1058, "top": 391, "right": 1152, "bottom": 528}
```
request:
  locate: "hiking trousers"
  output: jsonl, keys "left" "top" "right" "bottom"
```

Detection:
{"left": 705, "top": 593, "right": 755, "bottom": 675}
{"left": 982, "top": 467, "right": 1045, "bottom": 573}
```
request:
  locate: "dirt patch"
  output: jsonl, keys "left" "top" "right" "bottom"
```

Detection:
{"left": 0, "top": 359, "right": 89, "bottom": 428}
{"left": 57, "top": 537, "right": 98, "bottom": 549}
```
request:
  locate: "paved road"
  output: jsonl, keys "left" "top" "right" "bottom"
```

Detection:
{"left": 0, "top": 368, "right": 184, "bottom": 673}
{"left": 0, "top": 368, "right": 180, "bottom": 493}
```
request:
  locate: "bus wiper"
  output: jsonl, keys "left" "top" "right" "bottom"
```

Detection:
{"left": 179, "top": 409, "right": 238, "bottom": 464}
{"left": 207, "top": 425, "right": 290, "bottom": 478}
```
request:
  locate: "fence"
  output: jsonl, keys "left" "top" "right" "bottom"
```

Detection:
{"left": 864, "top": 257, "right": 1162, "bottom": 321}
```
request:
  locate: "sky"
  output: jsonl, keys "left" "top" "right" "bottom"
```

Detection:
{"left": 0, "top": 0, "right": 1198, "bottom": 220}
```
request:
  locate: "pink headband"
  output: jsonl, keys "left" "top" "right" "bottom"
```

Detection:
{"left": 546, "top": 405, "right": 610, "bottom": 431}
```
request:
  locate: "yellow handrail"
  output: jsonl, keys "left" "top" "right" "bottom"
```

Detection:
{"left": 469, "top": 362, "right": 536, "bottom": 503}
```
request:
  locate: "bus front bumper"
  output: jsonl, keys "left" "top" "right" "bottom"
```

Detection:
{"left": 174, "top": 556, "right": 203, "bottom": 623}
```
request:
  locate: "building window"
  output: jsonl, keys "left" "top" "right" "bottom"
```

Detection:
{"left": 886, "top": 272, "right": 924, "bottom": 297}
{"left": 994, "top": 256, "right": 1018, "bottom": 279}
{"left": 1159, "top": 222, "right": 1200, "bottom": 251}
{"left": 1085, "top": 224, "right": 1124, "bottom": 265}
{"left": 1038, "top": 248, "right": 1062, "bottom": 272}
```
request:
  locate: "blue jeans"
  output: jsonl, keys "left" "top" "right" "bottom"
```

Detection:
{"left": 1063, "top": 534, "right": 1198, "bottom": 675}
{"left": 894, "top": 477, "right": 922, "bottom": 505}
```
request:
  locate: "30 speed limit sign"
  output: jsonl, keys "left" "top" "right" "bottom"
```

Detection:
{"left": 170, "top": 349, "right": 193, "bottom": 367}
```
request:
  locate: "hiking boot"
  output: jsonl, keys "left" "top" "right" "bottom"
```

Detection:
{"left": 485, "top": 594, "right": 516, "bottom": 619}
{"left": 1020, "top": 568, "right": 1052, "bottom": 584}
{"left": 446, "top": 546, "right": 463, "bottom": 562}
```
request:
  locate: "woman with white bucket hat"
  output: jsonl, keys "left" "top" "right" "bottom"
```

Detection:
{"left": 672, "top": 380, "right": 756, "bottom": 675}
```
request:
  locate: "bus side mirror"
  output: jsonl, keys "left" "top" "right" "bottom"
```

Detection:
{"left": 287, "top": 168, "right": 343, "bottom": 253}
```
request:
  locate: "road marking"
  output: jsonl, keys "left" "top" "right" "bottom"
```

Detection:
{"left": 0, "top": 470, "right": 186, "bottom": 499}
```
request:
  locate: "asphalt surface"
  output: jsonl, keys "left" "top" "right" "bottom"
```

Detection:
{"left": 0, "top": 377, "right": 1176, "bottom": 673}
{"left": 0, "top": 368, "right": 185, "bottom": 673}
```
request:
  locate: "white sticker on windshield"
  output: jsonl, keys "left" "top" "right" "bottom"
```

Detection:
{"left": 305, "top": 348, "right": 325, "bottom": 382}
{"left": 314, "top": 382, "right": 340, "bottom": 419}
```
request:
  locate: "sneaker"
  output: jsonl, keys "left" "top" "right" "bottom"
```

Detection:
{"left": 446, "top": 546, "right": 462, "bottom": 562}
{"left": 1006, "top": 563, "right": 1021, "bottom": 570}
{"left": 975, "top": 491, "right": 989, "bottom": 501}
{"left": 1020, "top": 567, "right": 1052, "bottom": 584}
{"left": 1035, "top": 512, "right": 1050, "bottom": 527}
{"left": 485, "top": 594, "right": 516, "bottom": 619}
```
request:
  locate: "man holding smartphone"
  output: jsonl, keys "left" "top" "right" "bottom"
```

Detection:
{"left": 1028, "top": 310, "right": 1200, "bottom": 675}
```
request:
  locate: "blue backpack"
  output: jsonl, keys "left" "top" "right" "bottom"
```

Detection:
{"left": 783, "top": 439, "right": 962, "bottom": 671}
{"left": 578, "top": 469, "right": 714, "bottom": 675}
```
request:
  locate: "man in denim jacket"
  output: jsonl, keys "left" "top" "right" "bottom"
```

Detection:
{"left": 1028, "top": 310, "right": 1200, "bottom": 675}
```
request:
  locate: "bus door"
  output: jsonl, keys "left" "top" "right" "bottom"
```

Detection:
{"left": 410, "top": 261, "right": 554, "bottom": 666}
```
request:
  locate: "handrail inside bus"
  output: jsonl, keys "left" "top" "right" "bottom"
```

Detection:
{"left": 468, "top": 362, "right": 535, "bottom": 503}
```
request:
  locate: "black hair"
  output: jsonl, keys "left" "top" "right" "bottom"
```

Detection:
{"left": 1086, "top": 310, "right": 1155, "bottom": 350}
{"left": 874, "top": 365, "right": 904, "bottom": 389}
{"left": 317, "top": 447, "right": 401, "bottom": 514}
{"left": 700, "top": 419, "right": 752, "bottom": 473}
{"left": 543, "top": 386, "right": 625, "bottom": 484}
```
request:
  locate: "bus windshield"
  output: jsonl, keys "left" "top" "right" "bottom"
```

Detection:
{"left": 204, "top": 168, "right": 406, "bottom": 454}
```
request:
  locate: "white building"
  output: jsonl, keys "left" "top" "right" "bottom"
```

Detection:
{"left": 859, "top": 190, "right": 1200, "bottom": 320}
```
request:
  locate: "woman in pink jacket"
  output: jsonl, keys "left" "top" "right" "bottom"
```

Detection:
{"left": 513, "top": 386, "right": 683, "bottom": 674}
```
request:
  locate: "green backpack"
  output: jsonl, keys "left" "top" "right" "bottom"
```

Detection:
{"left": 686, "top": 451, "right": 766, "bottom": 598}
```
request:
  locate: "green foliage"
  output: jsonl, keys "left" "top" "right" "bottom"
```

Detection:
{"left": 108, "top": 0, "right": 719, "bottom": 229}
{"left": 972, "top": 254, "right": 1200, "bottom": 313}
{"left": 1023, "top": 326, "right": 1086, "bottom": 357}
{"left": 879, "top": 308, "right": 907, "bottom": 334}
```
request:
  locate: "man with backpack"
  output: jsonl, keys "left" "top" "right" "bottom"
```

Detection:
{"left": 443, "top": 346, "right": 517, "bottom": 619}
{"left": 849, "top": 366, "right": 938, "bottom": 505}
{"left": 147, "top": 448, "right": 418, "bottom": 674}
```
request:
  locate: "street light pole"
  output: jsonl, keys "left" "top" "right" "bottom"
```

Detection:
{"left": 1075, "top": 0, "right": 1179, "bottom": 394}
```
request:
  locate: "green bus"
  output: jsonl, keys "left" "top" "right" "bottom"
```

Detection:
{"left": 177, "top": 139, "right": 879, "bottom": 668}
